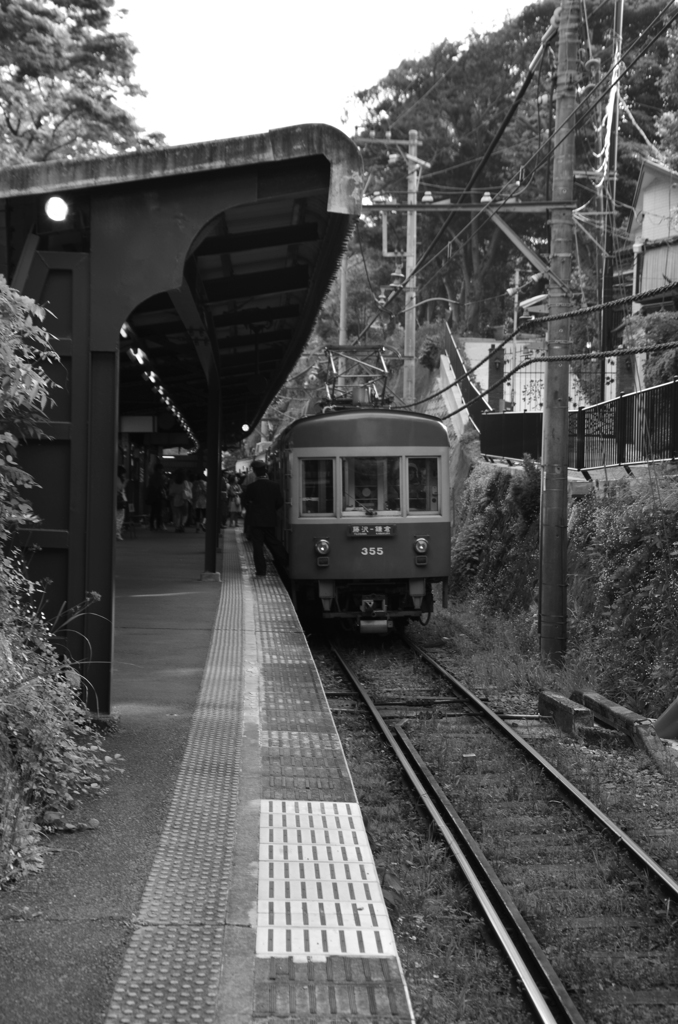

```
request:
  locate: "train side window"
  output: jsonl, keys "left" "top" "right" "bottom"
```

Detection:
{"left": 407, "top": 458, "right": 439, "bottom": 513}
{"left": 301, "top": 459, "right": 334, "bottom": 515}
{"left": 341, "top": 457, "right": 400, "bottom": 513}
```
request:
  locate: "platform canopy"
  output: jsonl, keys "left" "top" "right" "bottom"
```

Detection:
{"left": 0, "top": 124, "right": 364, "bottom": 446}
{"left": 0, "top": 125, "right": 363, "bottom": 715}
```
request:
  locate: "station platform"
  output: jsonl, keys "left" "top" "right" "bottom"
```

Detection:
{"left": 0, "top": 528, "right": 413, "bottom": 1024}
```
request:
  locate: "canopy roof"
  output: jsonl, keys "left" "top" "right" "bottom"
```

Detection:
{"left": 0, "top": 125, "right": 363, "bottom": 446}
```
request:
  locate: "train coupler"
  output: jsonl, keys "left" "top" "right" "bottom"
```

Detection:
{"left": 359, "top": 619, "right": 389, "bottom": 634}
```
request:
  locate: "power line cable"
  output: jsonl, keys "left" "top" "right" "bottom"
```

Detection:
{"left": 439, "top": 338, "right": 678, "bottom": 420}
{"left": 402, "top": 281, "right": 678, "bottom": 410}
{"left": 388, "top": 58, "right": 458, "bottom": 131}
{"left": 358, "top": 1, "right": 678, "bottom": 340}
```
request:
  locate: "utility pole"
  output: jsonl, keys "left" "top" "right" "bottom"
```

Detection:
{"left": 337, "top": 251, "right": 348, "bottom": 393}
{"left": 338, "top": 252, "right": 348, "bottom": 348}
{"left": 600, "top": 0, "right": 624, "bottom": 389}
{"left": 539, "top": 0, "right": 580, "bottom": 663}
{"left": 403, "top": 129, "right": 418, "bottom": 404}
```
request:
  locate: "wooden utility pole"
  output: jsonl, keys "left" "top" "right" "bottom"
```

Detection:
{"left": 539, "top": 0, "right": 580, "bottom": 663}
{"left": 403, "top": 129, "right": 418, "bottom": 404}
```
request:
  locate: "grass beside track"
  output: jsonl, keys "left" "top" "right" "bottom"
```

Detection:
{"left": 313, "top": 644, "right": 534, "bottom": 1024}
{"left": 315, "top": 593, "right": 678, "bottom": 1023}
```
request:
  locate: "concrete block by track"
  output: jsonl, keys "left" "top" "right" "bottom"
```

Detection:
{"left": 571, "top": 690, "right": 647, "bottom": 738}
{"left": 573, "top": 689, "right": 678, "bottom": 769}
{"left": 538, "top": 691, "right": 593, "bottom": 736}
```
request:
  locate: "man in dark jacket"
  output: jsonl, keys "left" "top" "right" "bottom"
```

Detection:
{"left": 243, "top": 462, "right": 288, "bottom": 576}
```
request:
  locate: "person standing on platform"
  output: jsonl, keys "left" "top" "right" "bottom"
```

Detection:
{"left": 169, "top": 469, "right": 188, "bottom": 532}
{"left": 219, "top": 472, "right": 229, "bottom": 528}
{"left": 226, "top": 474, "right": 242, "bottom": 528}
{"left": 242, "top": 461, "right": 258, "bottom": 540}
{"left": 116, "top": 467, "right": 128, "bottom": 540}
{"left": 193, "top": 473, "right": 207, "bottom": 532}
{"left": 147, "top": 463, "right": 166, "bottom": 531}
{"left": 243, "top": 462, "right": 287, "bottom": 576}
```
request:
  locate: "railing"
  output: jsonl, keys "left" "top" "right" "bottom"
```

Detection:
{"left": 479, "top": 379, "right": 678, "bottom": 471}
{"left": 443, "top": 326, "right": 492, "bottom": 431}
{"left": 569, "top": 378, "right": 678, "bottom": 470}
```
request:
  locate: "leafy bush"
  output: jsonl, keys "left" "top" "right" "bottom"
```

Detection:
{"left": 568, "top": 477, "right": 678, "bottom": 716}
{"left": 624, "top": 311, "right": 678, "bottom": 387}
{"left": 450, "top": 456, "right": 540, "bottom": 611}
{"left": 450, "top": 448, "right": 678, "bottom": 716}
{"left": 0, "top": 275, "right": 113, "bottom": 887}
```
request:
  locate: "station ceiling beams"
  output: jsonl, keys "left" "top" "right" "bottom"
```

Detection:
{"left": 0, "top": 125, "right": 364, "bottom": 447}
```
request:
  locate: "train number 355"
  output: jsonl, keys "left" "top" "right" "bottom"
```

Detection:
{"left": 361, "top": 546, "right": 384, "bottom": 556}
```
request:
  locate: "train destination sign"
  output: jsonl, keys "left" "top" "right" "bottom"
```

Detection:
{"left": 347, "top": 525, "right": 396, "bottom": 537}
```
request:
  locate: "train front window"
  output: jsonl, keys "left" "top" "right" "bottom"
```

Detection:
{"left": 407, "top": 457, "right": 439, "bottom": 513}
{"left": 301, "top": 459, "right": 334, "bottom": 515}
{"left": 341, "top": 457, "right": 400, "bottom": 514}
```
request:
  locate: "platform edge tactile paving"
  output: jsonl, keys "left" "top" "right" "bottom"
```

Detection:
{"left": 105, "top": 532, "right": 414, "bottom": 1023}
{"left": 235, "top": 534, "right": 414, "bottom": 1022}
{"left": 103, "top": 535, "right": 245, "bottom": 1024}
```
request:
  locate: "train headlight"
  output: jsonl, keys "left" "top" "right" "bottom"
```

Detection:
{"left": 315, "top": 538, "right": 331, "bottom": 556}
{"left": 413, "top": 537, "right": 429, "bottom": 554}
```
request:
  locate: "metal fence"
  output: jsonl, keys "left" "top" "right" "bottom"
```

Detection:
{"left": 503, "top": 339, "right": 607, "bottom": 413}
{"left": 568, "top": 378, "right": 678, "bottom": 471}
{"left": 480, "top": 379, "right": 678, "bottom": 471}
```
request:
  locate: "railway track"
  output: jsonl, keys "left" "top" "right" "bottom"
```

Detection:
{"left": 322, "top": 637, "right": 678, "bottom": 1024}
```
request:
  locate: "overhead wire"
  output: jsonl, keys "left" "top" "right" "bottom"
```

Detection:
{"left": 388, "top": 57, "right": 458, "bottom": 131}
{"left": 439, "top": 336, "right": 678, "bottom": 421}
{"left": 354, "top": 0, "right": 678, "bottom": 346}
{"left": 400, "top": 281, "right": 678, "bottom": 410}
{"left": 394, "top": 0, "right": 615, "bottom": 188}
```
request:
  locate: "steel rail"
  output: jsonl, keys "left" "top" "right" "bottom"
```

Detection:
{"left": 407, "top": 639, "right": 678, "bottom": 906}
{"left": 328, "top": 641, "right": 574, "bottom": 1024}
{"left": 393, "top": 723, "right": 586, "bottom": 1024}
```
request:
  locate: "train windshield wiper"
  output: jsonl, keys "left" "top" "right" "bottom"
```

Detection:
{"left": 345, "top": 493, "right": 377, "bottom": 516}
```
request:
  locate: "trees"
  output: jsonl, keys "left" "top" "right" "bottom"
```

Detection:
{"left": 352, "top": 1, "right": 676, "bottom": 337}
{"left": 0, "top": 0, "right": 163, "bottom": 165}
{"left": 0, "top": 275, "right": 113, "bottom": 886}
{"left": 354, "top": 7, "right": 558, "bottom": 335}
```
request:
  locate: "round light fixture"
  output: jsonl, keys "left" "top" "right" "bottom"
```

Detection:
{"left": 45, "top": 196, "right": 69, "bottom": 222}
{"left": 242, "top": 423, "right": 250, "bottom": 433}
{"left": 314, "top": 539, "right": 331, "bottom": 556}
{"left": 414, "top": 537, "right": 429, "bottom": 554}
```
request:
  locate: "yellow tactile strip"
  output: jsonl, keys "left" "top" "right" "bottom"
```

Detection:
{"left": 104, "top": 536, "right": 245, "bottom": 1024}
{"left": 256, "top": 800, "right": 396, "bottom": 960}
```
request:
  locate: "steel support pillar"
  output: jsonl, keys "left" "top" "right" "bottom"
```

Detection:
{"left": 11, "top": 165, "right": 261, "bottom": 712}
{"left": 15, "top": 250, "right": 118, "bottom": 714}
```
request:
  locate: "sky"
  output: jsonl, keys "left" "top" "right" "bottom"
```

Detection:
{"left": 113, "top": 1, "right": 531, "bottom": 147}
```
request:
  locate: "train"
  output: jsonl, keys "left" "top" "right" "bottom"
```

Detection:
{"left": 270, "top": 402, "right": 451, "bottom": 633}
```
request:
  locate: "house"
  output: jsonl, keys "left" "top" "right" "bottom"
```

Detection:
{"left": 626, "top": 159, "right": 678, "bottom": 391}
{"left": 629, "top": 158, "right": 678, "bottom": 304}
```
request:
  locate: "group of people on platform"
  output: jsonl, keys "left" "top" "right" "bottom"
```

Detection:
{"left": 146, "top": 466, "right": 208, "bottom": 533}
{"left": 115, "top": 459, "right": 286, "bottom": 575}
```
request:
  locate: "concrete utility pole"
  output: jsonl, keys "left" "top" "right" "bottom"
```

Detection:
{"left": 338, "top": 252, "right": 348, "bottom": 348}
{"left": 539, "top": 0, "right": 580, "bottom": 663}
{"left": 600, "top": 0, "right": 624, "bottom": 376}
{"left": 337, "top": 251, "right": 348, "bottom": 391}
{"left": 403, "top": 129, "right": 419, "bottom": 404}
